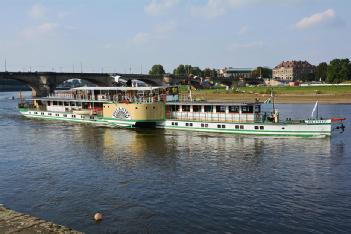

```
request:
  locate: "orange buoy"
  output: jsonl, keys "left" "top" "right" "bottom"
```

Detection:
{"left": 94, "top": 212, "right": 103, "bottom": 221}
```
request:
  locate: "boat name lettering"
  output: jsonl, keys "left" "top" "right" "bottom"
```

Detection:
{"left": 306, "top": 120, "right": 327, "bottom": 124}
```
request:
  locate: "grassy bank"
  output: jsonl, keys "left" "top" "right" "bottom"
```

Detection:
{"left": 180, "top": 85, "right": 351, "bottom": 104}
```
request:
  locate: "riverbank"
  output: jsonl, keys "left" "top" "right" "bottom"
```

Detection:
{"left": 191, "top": 92, "right": 351, "bottom": 104}
{"left": 0, "top": 204, "right": 81, "bottom": 234}
{"left": 188, "top": 85, "right": 351, "bottom": 104}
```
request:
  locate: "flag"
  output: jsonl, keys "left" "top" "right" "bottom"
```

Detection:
{"left": 311, "top": 101, "right": 318, "bottom": 118}
{"left": 264, "top": 97, "right": 271, "bottom": 104}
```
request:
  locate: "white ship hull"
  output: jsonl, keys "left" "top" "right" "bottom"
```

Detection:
{"left": 157, "top": 120, "right": 332, "bottom": 138}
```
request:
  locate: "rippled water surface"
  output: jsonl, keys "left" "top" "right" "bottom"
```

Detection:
{"left": 1, "top": 91, "right": 351, "bottom": 233}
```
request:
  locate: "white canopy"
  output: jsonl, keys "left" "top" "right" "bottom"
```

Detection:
{"left": 72, "top": 86, "right": 168, "bottom": 91}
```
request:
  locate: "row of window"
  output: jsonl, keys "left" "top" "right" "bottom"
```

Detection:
{"left": 30, "top": 112, "right": 94, "bottom": 120}
{"left": 169, "top": 105, "right": 258, "bottom": 113}
{"left": 254, "top": 126, "right": 265, "bottom": 130}
{"left": 170, "top": 122, "right": 247, "bottom": 130}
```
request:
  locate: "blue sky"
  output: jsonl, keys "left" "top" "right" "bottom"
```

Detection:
{"left": 0, "top": 0, "right": 350, "bottom": 73}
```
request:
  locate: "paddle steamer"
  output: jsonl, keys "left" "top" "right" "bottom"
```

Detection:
{"left": 18, "top": 86, "right": 345, "bottom": 137}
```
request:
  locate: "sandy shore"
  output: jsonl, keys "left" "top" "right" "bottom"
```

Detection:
{"left": 191, "top": 92, "right": 351, "bottom": 104}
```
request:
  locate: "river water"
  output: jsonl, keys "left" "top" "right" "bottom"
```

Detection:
{"left": 0, "top": 91, "right": 350, "bottom": 233}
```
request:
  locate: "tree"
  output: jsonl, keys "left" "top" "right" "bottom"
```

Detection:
{"left": 315, "top": 62, "right": 328, "bottom": 81}
{"left": 203, "top": 68, "right": 212, "bottom": 78}
{"left": 191, "top": 66, "right": 203, "bottom": 77}
{"left": 203, "top": 68, "right": 218, "bottom": 78}
{"left": 327, "top": 58, "right": 351, "bottom": 83}
{"left": 251, "top": 67, "right": 272, "bottom": 79}
{"left": 149, "top": 64, "right": 165, "bottom": 76}
{"left": 173, "top": 64, "right": 186, "bottom": 76}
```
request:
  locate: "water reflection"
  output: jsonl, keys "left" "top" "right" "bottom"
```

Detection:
{"left": 0, "top": 93, "right": 350, "bottom": 234}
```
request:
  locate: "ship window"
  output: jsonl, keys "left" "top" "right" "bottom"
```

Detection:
{"left": 235, "top": 125, "right": 239, "bottom": 129}
{"left": 53, "top": 101, "right": 57, "bottom": 105}
{"left": 282, "top": 127, "right": 285, "bottom": 130}
{"left": 48, "top": 113, "right": 52, "bottom": 116}
{"left": 34, "top": 112, "right": 38, "bottom": 114}
{"left": 41, "top": 112, "right": 44, "bottom": 115}
{"left": 189, "top": 123, "right": 193, "bottom": 126}
{"left": 229, "top": 106, "right": 239, "bottom": 113}
{"left": 204, "top": 105, "right": 213, "bottom": 112}
{"left": 64, "top": 102, "right": 69, "bottom": 106}
{"left": 174, "top": 122, "right": 178, "bottom": 126}
{"left": 216, "top": 106, "right": 226, "bottom": 113}
{"left": 242, "top": 105, "right": 253, "bottom": 113}
{"left": 222, "top": 125, "right": 225, "bottom": 128}
{"left": 63, "top": 114, "right": 67, "bottom": 117}
{"left": 260, "top": 126, "right": 264, "bottom": 130}
{"left": 201, "top": 123, "right": 204, "bottom": 127}
{"left": 56, "top": 114, "right": 59, "bottom": 116}
{"left": 171, "top": 105, "right": 179, "bottom": 111}
{"left": 90, "top": 116, "right": 94, "bottom": 119}
{"left": 172, "top": 122, "right": 174, "bottom": 125}
{"left": 240, "top": 125, "right": 244, "bottom": 129}
{"left": 182, "top": 105, "right": 190, "bottom": 112}
{"left": 255, "top": 105, "right": 261, "bottom": 112}
{"left": 255, "top": 126, "right": 259, "bottom": 130}
{"left": 81, "top": 116, "right": 84, "bottom": 119}
{"left": 217, "top": 124, "right": 221, "bottom": 128}
{"left": 205, "top": 124, "right": 208, "bottom": 127}
{"left": 193, "top": 105, "right": 201, "bottom": 112}
{"left": 186, "top": 123, "right": 189, "bottom": 126}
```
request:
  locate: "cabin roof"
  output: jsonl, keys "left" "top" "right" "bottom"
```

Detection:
{"left": 26, "top": 97, "right": 110, "bottom": 103}
{"left": 72, "top": 86, "right": 170, "bottom": 91}
{"left": 166, "top": 101, "right": 262, "bottom": 106}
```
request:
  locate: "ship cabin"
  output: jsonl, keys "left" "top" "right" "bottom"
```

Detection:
{"left": 166, "top": 101, "right": 263, "bottom": 123}
{"left": 21, "top": 86, "right": 179, "bottom": 124}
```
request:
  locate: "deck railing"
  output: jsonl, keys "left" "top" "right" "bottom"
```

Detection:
{"left": 168, "top": 111, "right": 259, "bottom": 123}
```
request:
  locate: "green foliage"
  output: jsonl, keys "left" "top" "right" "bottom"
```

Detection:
{"left": 251, "top": 67, "right": 272, "bottom": 78}
{"left": 149, "top": 64, "right": 165, "bottom": 76}
{"left": 327, "top": 59, "right": 351, "bottom": 83}
{"left": 173, "top": 64, "right": 186, "bottom": 76}
{"left": 315, "top": 62, "right": 328, "bottom": 81}
{"left": 191, "top": 66, "right": 203, "bottom": 77}
{"left": 173, "top": 64, "right": 203, "bottom": 77}
{"left": 301, "top": 73, "right": 315, "bottom": 82}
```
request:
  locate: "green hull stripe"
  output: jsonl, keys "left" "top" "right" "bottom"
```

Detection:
{"left": 163, "top": 125, "right": 330, "bottom": 135}
{"left": 21, "top": 113, "right": 135, "bottom": 127}
{"left": 163, "top": 126, "right": 327, "bottom": 137}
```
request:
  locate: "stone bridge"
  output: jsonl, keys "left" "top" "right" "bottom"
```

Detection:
{"left": 0, "top": 72, "right": 175, "bottom": 97}
{"left": 0, "top": 71, "right": 260, "bottom": 97}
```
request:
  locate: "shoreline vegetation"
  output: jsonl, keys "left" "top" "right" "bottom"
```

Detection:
{"left": 184, "top": 86, "right": 351, "bottom": 104}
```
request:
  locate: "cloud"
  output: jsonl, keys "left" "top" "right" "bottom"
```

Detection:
{"left": 228, "top": 41, "right": 263, "bottom": 50}
{"left": 191, "top": 0, "right": 259, "bottom": 19}
{"left": 153, "top": 21, "right": 177, "bottom": 33}
{"left": 296, "top": 9, "right": 335, "bottom": 29}
{"left": 22, "top": 22, "right": 58, "bottom": 39}
{"left": 28, "top": 3, "right": 47, "bottom": 19}
{"left": 132, "top": 32, "right": 151, "bottom": 45}
{"left": 144, "top": 0, "right": 179, "bottom": 16}
{"left": 131, "top": 21, "right": 177, "bottom": 45}
{"left": 238, "top": 25, "right": 248, "bottom": 35}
